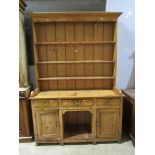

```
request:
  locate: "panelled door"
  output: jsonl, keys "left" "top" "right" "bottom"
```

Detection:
{"left": 96, "top": 108, "right": 120, "bottom": 138}
{"left": 35, "top": 110, "right": 60, "bottom": 140}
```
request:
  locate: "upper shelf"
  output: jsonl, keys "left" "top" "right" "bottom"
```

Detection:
{"left": 37, "top": 76, "right": 115, "bottom": 81}
{"left": 37, "top": 60, "right": 115, "bottom": 64}
{"left": 35, "top": 41, "right": 116, "bottom": 45}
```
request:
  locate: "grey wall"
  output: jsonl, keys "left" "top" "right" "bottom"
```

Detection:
{"left": 25, "top": 0, "right": 106, "bottom": 12}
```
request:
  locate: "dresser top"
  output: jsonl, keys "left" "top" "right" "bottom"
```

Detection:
{"left": 30, "top": 12, "right": 122, "bottom": 22}
{"left": 30, "top": 90, "right": 122, "bottom": 100}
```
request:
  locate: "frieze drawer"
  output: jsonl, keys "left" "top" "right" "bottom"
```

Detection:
{"left": 33, "top": 100, "right": 59, "bottom": 108}
{"left": 96, "top": 99, "right": 120, "bottom": 106}
{"left": 61, "top": 99, "right": 93, "bottom": 107}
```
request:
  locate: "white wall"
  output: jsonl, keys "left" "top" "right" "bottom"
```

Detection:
{"left": 106, "top": 0, "right": 135, "bottom": 89}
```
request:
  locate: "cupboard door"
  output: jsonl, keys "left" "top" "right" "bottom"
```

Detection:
{"left": 36, "top": 110, "right": 60, "bottom": 140}
{"left": 96, "top": 109, "right": 119, "bottom": 138}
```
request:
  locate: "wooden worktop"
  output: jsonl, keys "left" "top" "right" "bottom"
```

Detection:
{"left": 30, "top": 90, "right": 122, "bottom": 100}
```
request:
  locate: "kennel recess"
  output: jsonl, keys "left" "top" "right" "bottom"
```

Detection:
{"left": 30, "top": 12, "right": 123, "bottom": 145}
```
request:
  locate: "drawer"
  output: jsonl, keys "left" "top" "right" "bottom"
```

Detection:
{"left": 61, "top": 99, "right": 93, "bottom": 107}
{"left": 96, "top": 98, "right": 120, "bottom": 106}
{"left": 33, "top": 100, "right": 58, "bottom": 108}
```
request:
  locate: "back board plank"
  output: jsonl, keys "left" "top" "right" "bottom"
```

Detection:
{"left": 37, "top": 23, "right": 48, "bottom": 90}
{"left": 94, "top": 23, "right": 104, "bottom": 89}
{"left": 46, "top": 23, "right": 57, "bottom": 90}
{"left": 103, "top": 44, "right": 113, "bottom": 61}
{"left": 103, "top": 22, "right": 114, "bottom": 41}
{"left": 75, "top": 23, "right": 85, "bottom": 89}
{"left": 65, "top": 23, "right": 76, "bottom": 89}
{"left": 56, "top": 23, "right": 66, "bottom": 89}
{"left": 84, "top": 23, "right": 94, "bottom": 89}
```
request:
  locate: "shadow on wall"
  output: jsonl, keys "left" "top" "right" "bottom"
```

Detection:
{"left": 117, "top": 22, "right": 135, "bottom": 89}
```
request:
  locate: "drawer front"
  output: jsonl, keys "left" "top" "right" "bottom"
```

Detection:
{"left": 33, "top": 100, "right": 59, "bottom": 108}
{"left": 96, "top": 99, "right": 120, "bottom": 106}
{"left": 61, "top": 99, "right": 93, "bottom": 107}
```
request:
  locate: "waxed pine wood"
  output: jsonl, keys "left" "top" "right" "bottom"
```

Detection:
{"left": 32, "top": 13, "right": 118, "bottom": 90}
{"left": 36, "top": 110, "right": 60, "bottom": 140}
{"left": 30, "top": 12, "right": 122, "bottom": 145}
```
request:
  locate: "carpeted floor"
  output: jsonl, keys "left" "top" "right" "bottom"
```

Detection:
{"left": 19, "top": 132, "right": 135, "bottom": 155}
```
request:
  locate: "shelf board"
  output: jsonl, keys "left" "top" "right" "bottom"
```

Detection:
{"left": 37, "top": 76, "right": 115, "bottom": 81}
{"left": 35, "top": 41, "right": 116, "bottom": 45}
{"left": 64, "top": 124, "right": 92, "bottom": 141}
{"left": 37, "top": 60, "right": 115, "bottom": 64}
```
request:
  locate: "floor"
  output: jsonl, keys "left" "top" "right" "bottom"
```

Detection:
{"left": 19, "top": 132, "right": 135, "bottom": 155}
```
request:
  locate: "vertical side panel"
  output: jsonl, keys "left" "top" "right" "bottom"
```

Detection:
{"left": 37, "top": 23, "right": 48, "bottom": 90}
{"left": 75, "top": 23, "right": 84, "bottom": 89}
{"left": 94, "top": 23, "right": 104, "bottom": 89}
{"left": 113, "top": 22, "right": 117, "bottom": 88}
{"left": 46, "top": 23, "right": 57, "bottom": 90}
{"left": 84, "top": 23, "right": 94, "bottom": 89}
{"left": 56, "top": 23, "right": 66, "bottom": 89}
{"left": 65, "top": 23, "right": 75, "bottom": 89}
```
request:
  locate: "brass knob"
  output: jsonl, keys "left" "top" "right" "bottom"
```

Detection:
{"left": 75, "top": 101, "right": 80, "bottom": 106}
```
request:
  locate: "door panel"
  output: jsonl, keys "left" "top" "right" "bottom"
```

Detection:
{"left": 96, "top": 108, "right": 119, "bottom": 138}
{"left": 36, "top": 110, "right": 60, "bottom": 140}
